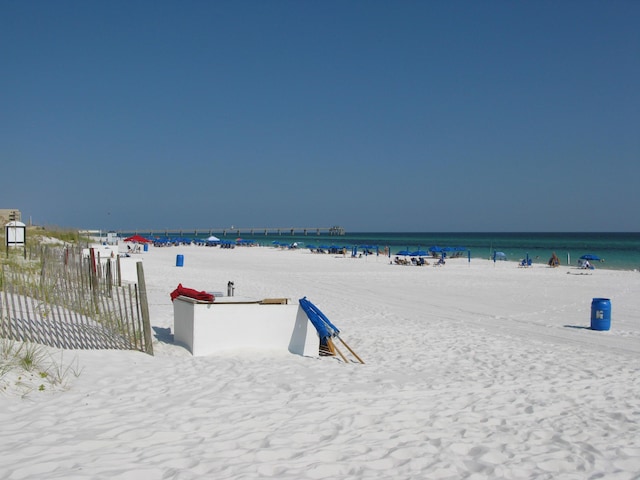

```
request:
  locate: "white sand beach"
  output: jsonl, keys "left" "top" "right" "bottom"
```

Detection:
{"left": 1, "top": 244, "right": 639, "bottom": 479}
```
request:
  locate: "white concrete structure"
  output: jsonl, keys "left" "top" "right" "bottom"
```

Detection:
{"left": 173, "top": 296, "right": 319, "bottom": 357}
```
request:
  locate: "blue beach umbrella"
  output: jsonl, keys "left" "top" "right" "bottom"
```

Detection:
{"left": 411, "top": 250, "right": 428, "bottom": 256}
{"left": 580, "top": 254, "right": 601, "bottom": 261}
{"left": 396, "top": 250, "right": 412, "bottom": 256}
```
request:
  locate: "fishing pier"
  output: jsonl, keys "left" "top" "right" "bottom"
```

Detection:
{"left": 119, "top": 226, "right": 345, "bottom": 238}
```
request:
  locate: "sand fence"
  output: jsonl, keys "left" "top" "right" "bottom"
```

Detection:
{"left": 0, "top": 245, "right": 153, "bottom": 354}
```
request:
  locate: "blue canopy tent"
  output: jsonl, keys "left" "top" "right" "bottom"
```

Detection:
{"left": 578, "top": 254, "right": 599, "bottom": 269}
{"left": 493, "top": 251, "right": 507, "bottom": 262}
{"left": 220, "top": 240, "right": 235, "bottom": 249}
{"left": 298, "top": 297, "right": 364, "bottom": 364}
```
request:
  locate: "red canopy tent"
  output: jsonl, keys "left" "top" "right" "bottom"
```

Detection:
{"left": 124, "top": 234, "right": 152, "bottom": 243}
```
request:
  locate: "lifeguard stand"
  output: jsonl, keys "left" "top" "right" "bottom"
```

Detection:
{"left": 5, "top": 220, "right": 26, "bottom": 258}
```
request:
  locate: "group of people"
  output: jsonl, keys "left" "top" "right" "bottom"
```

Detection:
{"left": 393, "top": 256, "right": 430, "bottom": 266}
{"left": 392, "top": 256, "right": 442, "bottom": 266}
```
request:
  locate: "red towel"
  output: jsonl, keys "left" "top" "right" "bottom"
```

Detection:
{"left": 170, "top": 283, "right": 214, "bottom": 302}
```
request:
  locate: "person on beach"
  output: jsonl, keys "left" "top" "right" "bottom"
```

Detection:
{"left": 548, "top": 252, "right": 560, "bottom": 267}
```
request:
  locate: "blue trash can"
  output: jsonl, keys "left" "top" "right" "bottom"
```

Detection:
{"left": 143, "top": 243, "right": 149, "bottom": 252}
{"left": 176, "top": 254, "right": 184, "bottom": 267}
{"left": 590, "top": 298, "right": 611, "bottom": 331}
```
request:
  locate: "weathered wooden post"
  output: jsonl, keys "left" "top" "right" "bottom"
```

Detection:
{"left": 136, "top": 261, "right": 154, "bottom": 355}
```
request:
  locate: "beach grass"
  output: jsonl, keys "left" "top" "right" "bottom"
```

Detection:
{"left": 0, "top": 339, "right": 82, "bottom": 397}
{"left": 0, "top": 228, "right": 87, "bottom": 396}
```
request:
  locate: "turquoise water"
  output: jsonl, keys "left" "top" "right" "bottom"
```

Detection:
{"left": 125, "top": 231, "right": 640, "bottom": 271}
{"left": 281, "top": 232, "right": 640, "bottom": 271}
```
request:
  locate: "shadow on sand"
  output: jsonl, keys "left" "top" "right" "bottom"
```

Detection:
{"left": 152, "top": 326, "right": 175, "bottom": 344}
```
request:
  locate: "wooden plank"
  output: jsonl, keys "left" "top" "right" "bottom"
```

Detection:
{"left": 337, "top": 336, "right": 365, "bottom": 364}
{"left": 259, "top": 298, "right": 289, "bottom": 305}
{"left": 136, "top": 262, "right": 153, "bottom": 355}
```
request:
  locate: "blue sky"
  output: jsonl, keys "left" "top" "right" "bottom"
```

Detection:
{"left": 2, "top": 1, "right": 638, "bottom": 232}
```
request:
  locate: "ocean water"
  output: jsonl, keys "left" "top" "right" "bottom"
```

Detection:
{"left": 130, "top": 231, "right": 640, "bottom": 272}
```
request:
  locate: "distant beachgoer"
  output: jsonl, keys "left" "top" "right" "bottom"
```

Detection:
{"left": 548, "top": 252, "right": 560, "bottom": 267}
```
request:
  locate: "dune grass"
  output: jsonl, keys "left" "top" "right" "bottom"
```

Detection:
{"left": 1, "top": 227, "right": 86, "bottom": 397}
{"left": 0, "top": 338, "right": 83, "bottom": 397}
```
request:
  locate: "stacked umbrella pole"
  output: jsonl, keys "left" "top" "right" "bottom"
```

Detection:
{"left": 299, "top": 297, "right": 364, "bottom": 364}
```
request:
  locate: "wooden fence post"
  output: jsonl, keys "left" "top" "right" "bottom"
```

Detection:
{"left": 136, "top": 262, "right": 154, "bottom": 355}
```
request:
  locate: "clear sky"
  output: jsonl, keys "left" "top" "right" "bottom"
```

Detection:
{"left": 2, "top": 0, "right": 638, "bottom": 232}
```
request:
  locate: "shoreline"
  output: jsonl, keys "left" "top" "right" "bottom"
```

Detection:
{"left": 110, "top": 230, "right": 640, "bottom": 272}
{"left": 125, "top": 239, "right": 640, "bottom": 273}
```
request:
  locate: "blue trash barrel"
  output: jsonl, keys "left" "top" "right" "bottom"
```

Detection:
{"left": 590, "top": 298, "right": 611, "bottom": 331}
{"left": 143, "top": 243, "right": 149, "bottom": 252}
{"left": 176, "top": 254, "right": 184, "bottom": 267}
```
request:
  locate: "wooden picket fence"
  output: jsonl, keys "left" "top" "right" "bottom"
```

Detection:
{"left": 0, "top": 244, "right": 153, "bottom": 355}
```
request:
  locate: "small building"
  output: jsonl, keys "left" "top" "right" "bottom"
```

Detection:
{"left": 0, "top": 209, "right": 21, "bottom": 224}
{"left": 107, "top": 231, "right": 119, "bottom": 245}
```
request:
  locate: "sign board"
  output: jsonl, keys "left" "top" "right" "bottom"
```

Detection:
{"left": 5, "top": 221, "right": 26, "bottom": 247}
